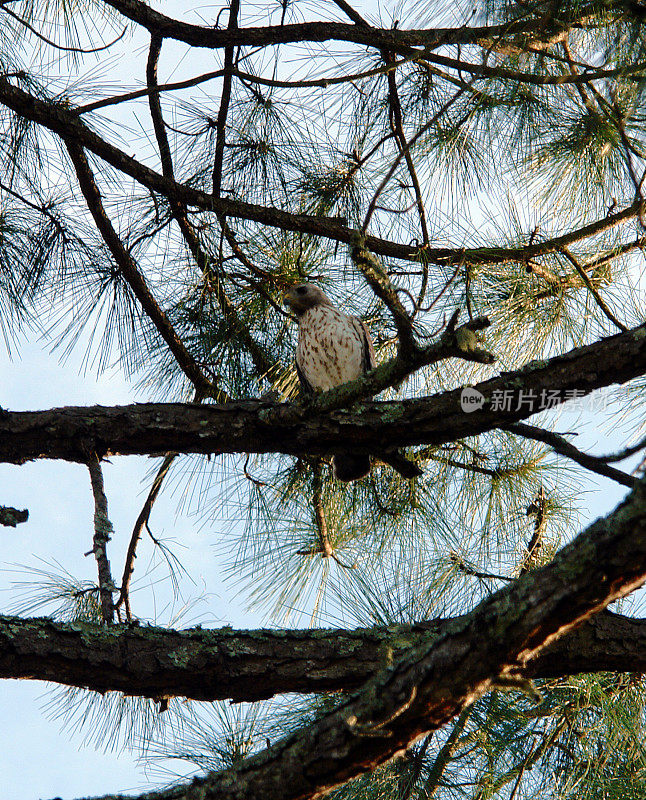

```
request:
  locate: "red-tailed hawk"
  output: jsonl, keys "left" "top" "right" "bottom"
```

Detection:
{"left": 285, "top": 283, "right": 373, "bottom": 480}
{"left": 285, "top": 283, "right": 422, "bottom": 482}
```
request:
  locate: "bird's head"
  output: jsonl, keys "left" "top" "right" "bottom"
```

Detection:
{"left": 284, "top": 283, "right": 332, "bottom": 316}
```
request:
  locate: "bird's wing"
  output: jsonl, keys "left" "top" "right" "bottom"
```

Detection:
{"left": 295, "top": 359, "right": 315, "bottom": 395}
{"left": 356, "top": 318, "right": 377, "bottom": 373}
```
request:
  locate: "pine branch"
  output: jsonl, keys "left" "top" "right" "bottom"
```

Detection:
{"left": 98, "top": 0, "right": 616, "bottom": 53}
{"left": 506, "top": 421, "right": 638, "bottom": 488}
{"left": 86, "top": 452, "right": 116, "bottom": 624}
{"left": 0, "top": 610, "right": 644, "bottom": 702}
{"left": 56, "top": 474, "right": 646, "bottom": 800}
{"left": 1, "top": 76, "right": 645, "bottom": 265}
{"left": 0, "top": 5, "right": 127, "bottom": 53}
{"left": 73, "top": 56, "right": 419, "bottom": 115}
{"left": 65, "top": 142, "right": 214, "bottom": 395}
{"left": 559, "top": 246, "right": 628, "bottom": 332}
{"left": 2, "top": 322, "right": 646, "bottom": 465}
{"left": 422, "top": 50, "right": 646, "bottom": 86}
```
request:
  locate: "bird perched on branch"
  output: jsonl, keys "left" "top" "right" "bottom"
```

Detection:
{"left": 285, "top": 283, "right": 422, "bottom": 482}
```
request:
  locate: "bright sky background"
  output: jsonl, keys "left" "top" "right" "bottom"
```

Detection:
{"left": 1, "top": 2, "right": 643, "bottom": 799}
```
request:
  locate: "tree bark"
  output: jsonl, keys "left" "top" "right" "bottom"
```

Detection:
{"left": 99, "top": 0, "right": 609, "bottom": 52}
{"left": 1, "top": 323, "right": 645, "bottom": 465}
{"left": 0, "top": 610, "right": 642, "bottom": 703}
{"left": 54, "top": 476, "right": 646, "bottom": 800}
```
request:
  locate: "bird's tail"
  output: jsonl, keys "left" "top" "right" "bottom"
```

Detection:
{"left": 332, "top": 453, "right": 371, "bottom": 482}
{"left": 332, "top": 450, "right": 423, "bottom": 482}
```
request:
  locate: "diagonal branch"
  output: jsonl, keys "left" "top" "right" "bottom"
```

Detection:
{"left": 61, "top": 474, "right": 646, "bottom": 800}
{"left": 65, "top": 142, "right": 213, "bottom": 395}
{"left": 506, "top": 421, "right": 638, "bottom": 488}
{"left": 144, "top": 37, "right": 276, "bottom": 381}
{"left": 115, "top": 451, "right": 178, "bottom": 621}
{"left": 2, "top": 76, "right": 646, "bottom": 265}
{"left": 559, "top": 246, "right": 628, "bottom": 332}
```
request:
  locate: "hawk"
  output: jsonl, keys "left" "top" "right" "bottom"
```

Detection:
{"left": 285, "top": 283, "right": 422, "bottom": 482}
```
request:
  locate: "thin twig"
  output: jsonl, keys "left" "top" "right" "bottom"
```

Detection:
{"left": 73, "top": 57, "right": 421, "bottom": 115}
{"left": 383, "top": 50, "right": 430, "bottom": 312}
{"left": 115, "top": 451, "right": 178, "bottom": 620}
{"left": 362, "top": 85, "right": 469, "bottom": 234}
{"left": 505, "top": 421, "right": 638, "bottom": 489}
{"left": 559, "top": 246, "right": 628, "bottom": 332}
{"left": 212, "top": 0, "right": 239, "bottom": 198}
{"left": 420, "top": 706, "right": 473, "bottom": 799}
{"left": 330, "top": 0, "right": 370, "bottom": 26}
{"left": 86, "top": 452, "right": 116, "bottom": 623}
{"left": 0, "top": 179, "right": 65, "bottom": 235}
{"left": 1, "top": 6, "right": 127, "bottom": 53}
{"left": 312, "top": 461, "right": 333, "bottom": 558}
{"left": 597, "top": 433, "right": 646, "bottom": 464}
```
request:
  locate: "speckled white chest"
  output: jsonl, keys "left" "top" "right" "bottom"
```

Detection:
{"left": 296, "top": 305, "right": 364, "bottom": 391}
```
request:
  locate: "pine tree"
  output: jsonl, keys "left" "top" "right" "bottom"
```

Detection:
{"left": 2, "top": 0, "right": 646, "bottom": 798}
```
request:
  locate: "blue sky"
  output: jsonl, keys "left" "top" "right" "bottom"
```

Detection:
{"left": 0, "top": 341, "right": 268, "bottom": 799}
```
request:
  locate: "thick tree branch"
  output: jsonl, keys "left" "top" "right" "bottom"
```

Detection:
{"left": 1, "top": 77, "right": 643, "bottom": 265}
{"left": 0, "top": 610, "right": 642, "bottom": 702}
{"left": 2, "top": 323, "right": 645, "bottom": 465}
{"left": 64, "top": 475, "right": 646, "bottom": 800}
{"left": 98, "top": 0, "right": 608, "bottom": 52}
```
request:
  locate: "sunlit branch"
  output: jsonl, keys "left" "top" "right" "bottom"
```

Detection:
{"left": 559, "top": 246, "right": 628, "bottom": 332}
{"left": 1, "top": 609, "right": 644, "bottom": 702}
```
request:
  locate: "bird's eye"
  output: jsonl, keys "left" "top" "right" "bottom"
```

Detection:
{"left": 296, "top": 286, "right": 307, "bottom": 295}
